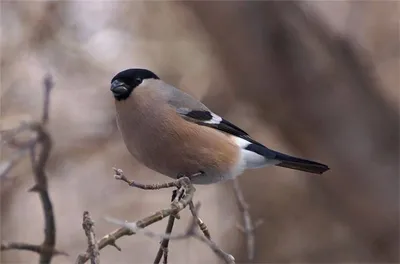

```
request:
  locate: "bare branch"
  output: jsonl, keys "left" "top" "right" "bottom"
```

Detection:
{"left": 107, "top": 203, "right": 235, "bottom": 264}
{"left": 1, "top": 242, "right": 67, "bottom": 256}
{"left": 42, "top": 74, "right": 53, "bottom": 125}
{"left": 76, "top": 211, "right": 100, "bottom": 264}
{"left": 76, "top": 226, "right": 133, "bottom": 264}
{"left": 154, "top": 215, "right": 175, "bottom": 264}
{"left": 154, "top": 187, "right": 184, "bottom": 264}
{"left": 81, "top": 170, "right": 233, "bottom": 263}
{"left": 113, "top": 168, "right": 203, "bottom": 191}
{"left": 28, "top": 123, "right": 57, "bottom": 264}
{"left": 97, "top": 227, "right": 131, "bottom": 252}
{"left": 189, "top": 201, "right": 211, "bottom": 240}
{"left": 0, "top": 75, "right": 62, "bottom": 264}
{"left": 77, "top": 171, "right": 196, "bottom": 263}
{"left": 113, "top": 168, "right": 180, "bottom": 190}
{"left": 232, "top": 178, "right": 264, "bottom": 261}
{"left": 193, "top": 233, "right": 235, "bottom": 264}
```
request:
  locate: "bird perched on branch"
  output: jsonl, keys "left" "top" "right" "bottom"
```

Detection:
{"left": 110, "top": 68, "right": 329, "bottom": 184}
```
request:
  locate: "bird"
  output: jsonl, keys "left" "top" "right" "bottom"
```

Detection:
{"left": 110, "top": 68, "right": 329, "bottom": 184}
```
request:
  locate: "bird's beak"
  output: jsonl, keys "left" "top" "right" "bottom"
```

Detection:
{"left": 110, "top": 80, "right": 129, "bottom": 96}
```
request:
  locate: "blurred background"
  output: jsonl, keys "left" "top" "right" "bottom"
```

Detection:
{"left": 1, "top": 1, "right": 398, "bottom": 263}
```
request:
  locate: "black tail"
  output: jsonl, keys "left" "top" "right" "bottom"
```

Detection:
{"left": 244, "top": 143, "right": 329, "bottom": 174}
{"left": 274, "top": 152, "right": 329, "bottom": 174}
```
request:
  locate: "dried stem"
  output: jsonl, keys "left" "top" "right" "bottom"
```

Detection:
{"left": 232, "top": 178, "right": 264, "bottom": 261}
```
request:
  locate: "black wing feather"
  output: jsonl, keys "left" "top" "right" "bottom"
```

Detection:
{"left": 184, "top": 110, "right": 213, "bottom": 121}
{"left": 177, "top": 109, "right": 262, "bottom": 145}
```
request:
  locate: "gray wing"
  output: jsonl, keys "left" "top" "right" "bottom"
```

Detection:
{"left": 165, "top": 83, "right": 211, "bottom": 112}
{"left": 164, "top": 84, "right": 260, "bottom": 145}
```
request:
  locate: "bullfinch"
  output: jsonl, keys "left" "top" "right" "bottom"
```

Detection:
{"left": 110, "top": 68, "right": 329, "bottom": 184}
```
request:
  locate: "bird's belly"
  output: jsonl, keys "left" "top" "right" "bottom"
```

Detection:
{"left": 134, "top": 145, "right": 238, "bottom": 185}
{"left": 116, "top": 106, "right": 243, "bottom": 184}
{"left": 119, "top": 126, "right": 242, "bottom": 185}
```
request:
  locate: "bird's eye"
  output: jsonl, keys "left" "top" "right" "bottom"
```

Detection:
{"left": 135, "top": 77, "right": 142, "bottom": 84}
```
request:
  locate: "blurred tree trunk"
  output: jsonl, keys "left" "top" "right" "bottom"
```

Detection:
{"left": 185, "top": 1, "right": 399, "bottom": 262}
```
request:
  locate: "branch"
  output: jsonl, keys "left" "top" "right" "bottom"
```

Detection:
{"left": 42, "top": 74, "right": 53, "bottom": 125}
{"left": 1, "top": 75, "right": 64, "bottom": 264}
{"left": 153, "top": 187, "right": 184, "bottom": 264}
{"left": 1, "top": 242, "right": 67, "bottom": 256}
{"left": 76, "top": 170, "right": 196, "bottom": 263}
{"left": 154, "top": 214, "right": 175, "bottom": 264}
{"left": 189, "top": 200, "right": 211, "bottom": 240}
{"left": 107, "top": 203, "right": 235, "bottom": 264}
{"left": 108, "top": 172, "right": 234, "bottom": 263}
{"left": 113, "top": 168, "right": 202, "bottom": 190}
{"left": 232, "top": 178, "right": 263, "bottom": 261}
{"left": 28, "top": 119, "right": 55, "bottom": 264}
{"left": 79, "top": 169, "right": 234, "bottom": 263}
{"left": 76, "top": 212, "right": 100, "bottom": 264}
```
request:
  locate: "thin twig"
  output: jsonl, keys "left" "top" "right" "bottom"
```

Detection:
{"left": 107, "top": 203, "right": 235, "bottom": 264}
{"left": 232, "top": 178, "right": 264, "bottom": 261}
{"left": 193, "top": 233, "right": 235, "bottom": 264}
{"left": 153, "top": 187, "right": 184, "bottom": 264}
{"left": 42, "top": 74, "right": 53, "bottom": 125}
{"left": 189, "top": 201, "right": 211, "bottom": 240}
{"left": 1, "top": 242, "right": 67, "bottom": 256}
{"left": 154, "top": 215, "right": 175, "bottom": 264}
{"left": 113, "top": 168, "right": 203, "bottom": 190}
{"left": 79, "top": 211, "right": 100, "bottom": 264}
{"left": 76, "top": 171, "right": 196, "bottom": 263}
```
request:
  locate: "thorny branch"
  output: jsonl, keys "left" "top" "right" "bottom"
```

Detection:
{"left": 232, "top": 178, "right": 264, "bottom": 261}
{"left": 0, "top": 75, "right": 64, "bottom": 264}
{"left": 0, "top": 242, "right": 67, "bottom": 256}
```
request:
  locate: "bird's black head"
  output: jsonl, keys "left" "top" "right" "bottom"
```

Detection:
{"left": 110, "top": 68, "right": 160, "bottom": 100}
